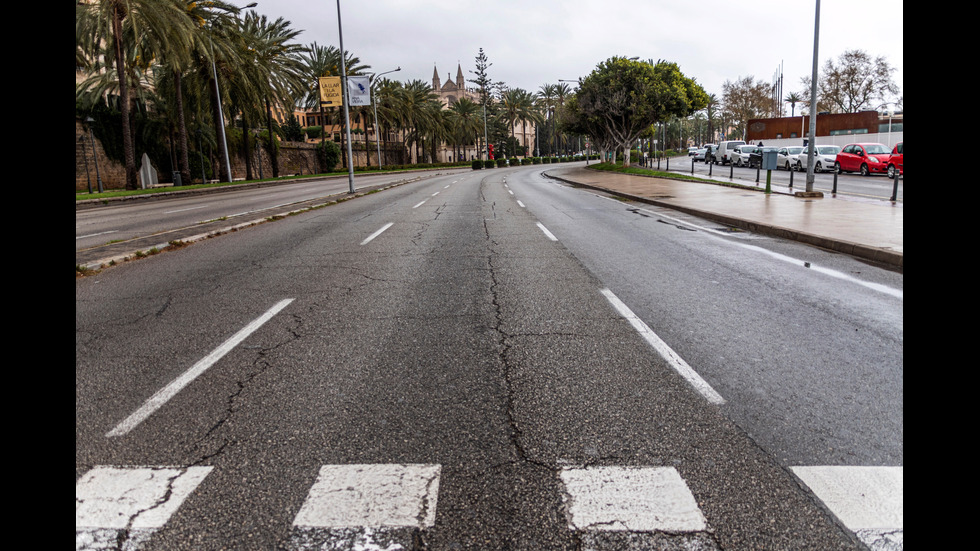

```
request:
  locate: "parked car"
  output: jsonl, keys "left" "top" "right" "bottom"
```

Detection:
{"left": 714, "top": 140, "right": 746, "bottom": 165}
{"left": 731, "top": 145, "right": 760, "bottom": 167}
{"left": 688, "top": 147, "right": 699, "bottom": 156}
{"left": 692, "top": 148, "right": 707, "bottom": 162}
{"left": 777, "top": 146, "right": 805, "bottom": 171}
{"left": 835, "top": 143, "right": 892, "bottom": 176}
{"left": 887, "top": 142, "right": 903, "bottom": 178}
{"left": 796, "top": 145, "right": 841, "bottom": 173}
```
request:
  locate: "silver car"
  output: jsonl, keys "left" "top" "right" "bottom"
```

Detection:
{"left": 777, "top": 146, "right": 804, "bottom": 171}
{"left": 797, "top": 145, "right": 842, "bottom": 173}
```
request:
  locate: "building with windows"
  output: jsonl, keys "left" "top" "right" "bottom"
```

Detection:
{"left": 745, "top": 110, "right": 903, "bottom": 148}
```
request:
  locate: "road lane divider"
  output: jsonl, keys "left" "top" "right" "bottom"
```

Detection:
{"left": 360, "top": 223, "right": 394, "bottom": 245}
{"left": 600, "top": 289, "right": 725, "bottom": 405}
{"left": 106, "top": 298, "right": 295, "bottom": 437}
{"left": 536, "top": 222, "right": 558, "bottom": 241}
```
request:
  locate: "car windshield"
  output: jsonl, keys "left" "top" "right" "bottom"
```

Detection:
{"left": 787, "top": 147, "right": 803, "bottom": 154}
{"left": 863, "top": 144, "right": 890, "bottom": 154}
{"left": 817, "top": 146, "right": 840, "bottom": 155}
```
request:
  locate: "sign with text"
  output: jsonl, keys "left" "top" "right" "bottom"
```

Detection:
{"left": 318, "top": 76, "right": 342, "bottom": 106}
{"left": 347, "top": 76, "right": 371, "bottom": 106}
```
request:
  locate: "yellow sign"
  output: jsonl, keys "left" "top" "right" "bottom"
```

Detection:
{"left": 318, "top": 76, "right": 342, "bottom": 106}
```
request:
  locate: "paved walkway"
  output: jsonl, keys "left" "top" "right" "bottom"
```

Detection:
{"left": 544, "top": 166, "right": 903, "bottom": 270}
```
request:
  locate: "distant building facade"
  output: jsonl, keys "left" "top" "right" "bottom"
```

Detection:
{"left": 745, "top": 111, "right": 904, "bottom": 145}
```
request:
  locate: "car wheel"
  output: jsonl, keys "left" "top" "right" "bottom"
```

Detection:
{"left": 815, "top": 161, "right": 823, "bottom": 172}
{"left": 860, "top": 163, "right": 870, "bottom": 176}
{"left": 887, "top": 165, "right": 896, "bottom": 179}
{"left": 796, "top": 161, "right": 803, "bottom": 172}
{"left": 785, "top": 162, "right": 791, "bottom": 171}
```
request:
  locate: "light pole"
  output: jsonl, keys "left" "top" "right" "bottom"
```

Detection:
{"left": 371, "top": 67, "right": 400, "bottom": 171}
{"left": 804, "top": 0, "right": 820, "bottom": 193}
{"left": 335, "top": 0, "right": 356, "bottom": 193}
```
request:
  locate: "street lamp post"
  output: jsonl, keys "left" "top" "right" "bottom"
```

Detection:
{"left": 335, "top": 0, "right": 356, "bottom": 193}
{"left": 804, "top": 0, "right": 820, "bottom": 193}
{"left": 371, "top": 67, "right": 400, "bottom": 171}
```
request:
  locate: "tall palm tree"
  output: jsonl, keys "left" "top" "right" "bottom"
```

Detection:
{"left": 238, "top": 11, "right": 307, "bottom": 178}
{"left": 784, "top": 91, "right": 803, "bottom": 117}
{"left": 77, "top": 0, "right": 197, "bottom": 189}
{"left": 401, "top": 79, "right": 438, "bottom": 163}
{"left": 299, "top": 43, "right": 369, "bottom": 168}
{"left": 447, "top": 97, "right": 482, "bottom": 161}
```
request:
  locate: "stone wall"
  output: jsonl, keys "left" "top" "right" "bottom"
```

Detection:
{"left": 75, "top": 120, "right": 408, "bottom": 192}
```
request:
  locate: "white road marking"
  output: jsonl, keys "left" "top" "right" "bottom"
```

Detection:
{"left": 560, "top": 466, "right": 707, "bottom": 532}
{"left": 77, "top": 230, "right": 117, "bottom": 240}
{"left": 164, "top": 205, "right": 207, "bottom": 214}
{"left": 431, "top": 191, "right": 440, "bottom": 197}
{"left": 600, "top": 289, "right": 725, "bottom": 405}
{"left": 106, "top": 299, "right": 294, "bottom": 437}
{"left": 76, "top": 465, "right": 213, "bottom": 549}
{"left": 360, "top": 223, "right": 394, "bottom": 245}
{"left": 536, "top": 222, "right": 558, "bottom": 241}
{"left": 293, "top": 464, "right": 441, "bottom": 528}
{"left": 517, "top": 200, "right": 526, "bottom": 208}
{"left": 791, "top": 466, "right": 903, "bottom": 530}
{"left": 598, "top": 196, "right": 902, "bottom": 300}
{"left": 413, "top": 200, "right": 427, "bottom": 209}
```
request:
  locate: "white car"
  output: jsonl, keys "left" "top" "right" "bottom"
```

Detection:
{"left": 692, "top": 148, "right": 707, "bottom": 162}
{"left": 777, "top": 146, "right": 804, "bottom": 171}
{"left": 731, "top": 145, "right": 760, "bottom": 167}
{"left": 797, "top": 145, "right": 842, "bottom": 173}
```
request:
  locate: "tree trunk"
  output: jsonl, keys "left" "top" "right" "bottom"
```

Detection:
{"left": 174, "top": 70, "right": 191, "bottom": 185}
{"left": 112, "top": 6, "right": 138, "bottom": 190}
{"left": 265, "top": 97, "right": 279, "bottom": 178}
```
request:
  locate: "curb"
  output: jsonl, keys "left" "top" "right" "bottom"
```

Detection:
{"left": 542, "top": 170, "right": 903, "bottom": 271}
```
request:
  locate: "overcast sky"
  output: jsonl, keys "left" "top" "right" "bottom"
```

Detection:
{"left": 255, "top": 0, "right": 903, "bottom": 109}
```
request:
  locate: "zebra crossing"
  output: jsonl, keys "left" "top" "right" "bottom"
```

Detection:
{"left": 76, "top": 463, "right": 902, "bottom": 550}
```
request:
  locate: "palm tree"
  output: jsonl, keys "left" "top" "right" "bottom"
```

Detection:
{"left": 447, "top": 97, "right": 482, "bottom": 161}
{"left": 77, "top": 0, "right": 198, "bottom": 189}
{"left": 401, "top": 79, "right": 439, "bottom": 163}
{"left": 784, "top": 92, "right": 803, "bottom": 117}
{"left": 237, "top": 11, "right": 307, "bottom": 178}
{"left": 299, "top": 43, "right": 369, "bottom": 168}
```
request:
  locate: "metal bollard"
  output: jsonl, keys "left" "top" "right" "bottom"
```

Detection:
{"left": 789, "top": 166, "right": 794, "bottom": 188}
{"left": 891, "top": 171, "right": 900, "bottom": 201}
{"left": 756, "top": 164, "right": 761, "bottom": 184}
{"left": 729, "top": 162, "right": 734, "bottom": 179}
{"left": 832, "top": 168, "right": 838, "bottom": 194}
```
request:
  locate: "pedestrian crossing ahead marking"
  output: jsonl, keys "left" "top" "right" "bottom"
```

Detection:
{"left": 75, "top": 463, "right": 902, "bottom": 550}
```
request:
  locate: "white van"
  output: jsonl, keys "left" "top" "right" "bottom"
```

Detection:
{"left": 714, "top": 140, "right": 746, "bottom": 165}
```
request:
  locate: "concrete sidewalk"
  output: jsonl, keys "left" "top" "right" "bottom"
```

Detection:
{"left": 544, "top": 166, "right": 903, "bottom": 271}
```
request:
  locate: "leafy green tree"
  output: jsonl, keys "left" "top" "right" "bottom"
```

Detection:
{"left": 77, "top": 0, "right": 197, "bottom": 189}
{"left": 564, "top": 57, "right": 707, "bottom": 167}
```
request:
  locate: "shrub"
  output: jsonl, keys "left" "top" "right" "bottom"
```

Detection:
{"left": 484, "top": 160, "right": 495, "bottom": 169}
{"left": 533, "top": 157, "right": 541, "bottom": 164}
{"left": 472, "top": 159, "right": 483, "bottom": 170}
{"left": 496, "top": 158, "right": 507, "bottom": 168}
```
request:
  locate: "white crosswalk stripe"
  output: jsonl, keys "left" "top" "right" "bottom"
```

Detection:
{"left": 791, "top": 466, "right": 903, "bottom": 551}
{"left": 287, "top": 464, "right": 441, "bottom": 551}
{"left": 75, "top": 465, "right": 213, "bottom": 551}
{"left": 75, "top": 463, "right": 902, "bottom": 550}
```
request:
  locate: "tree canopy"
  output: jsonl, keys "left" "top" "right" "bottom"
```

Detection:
{"left": 562, "top": 57, "right": 707, "bottom": 166}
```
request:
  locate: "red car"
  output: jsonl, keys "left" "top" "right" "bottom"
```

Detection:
{"left": 835, "top": 143, "right": 893, "bottom": 176}
{"left": 887, "top": 142, "right": 903, "bottom": 178}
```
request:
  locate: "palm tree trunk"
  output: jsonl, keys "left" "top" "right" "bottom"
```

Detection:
{"left": 112, "top": 6, "right": 138, "bottom": 190}
{"left": 265, "top": 97, "right": 279, "bottom": 178}
{"left": 242, "top": 114, "right": 253, "bottom": 181}
{"left": 174, "top": 70, "right": 192, "bottom": 185}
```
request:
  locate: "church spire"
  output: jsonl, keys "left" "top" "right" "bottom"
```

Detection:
{"left": 432, "top": 65, "right": 440, "bottom": 90}
{"left": 456, "top": 63, "right": 465, "bottom": 90}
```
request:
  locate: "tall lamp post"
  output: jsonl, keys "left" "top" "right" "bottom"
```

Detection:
{"left": 804, "top": 0, "right": 820, "bottom": 193}
{"left": 371, "top": 67, "right": 400, "bottom": 171}
{"left": 334, "top": 0, "right": 357, "bottom": 193}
